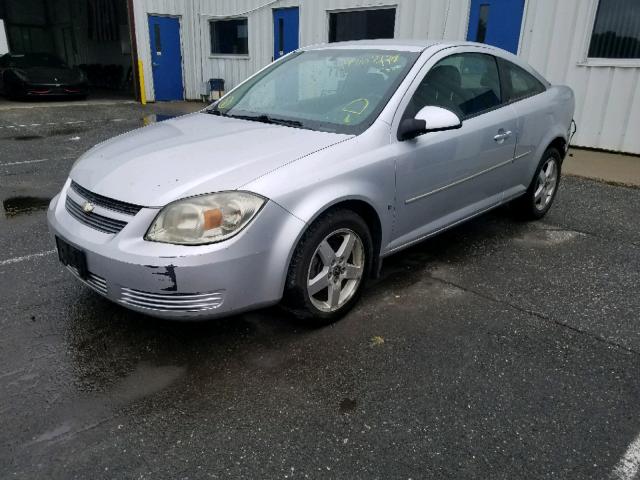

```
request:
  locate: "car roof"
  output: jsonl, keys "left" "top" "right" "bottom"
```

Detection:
{"left": 301, "top": 40, "right": 550, "bottom": 86}
{"left": 302, "top": 39, "right": 517, "bottom": 55}
{"left": 303, "top": 39, "right": 458, "bottom": 53}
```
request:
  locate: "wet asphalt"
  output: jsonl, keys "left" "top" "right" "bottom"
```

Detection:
{"left": 1, "top": 100, "right": 639, "bottom": 479}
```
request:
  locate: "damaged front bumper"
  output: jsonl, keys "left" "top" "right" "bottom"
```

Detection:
{"left": 47, "top": 179, "right": 305, "bottom": 320}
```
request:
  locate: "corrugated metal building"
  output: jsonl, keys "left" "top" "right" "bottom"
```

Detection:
{"left": 131, "top": 0, "right": 640, "bottom": 154}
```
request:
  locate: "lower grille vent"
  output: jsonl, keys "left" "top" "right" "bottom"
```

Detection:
{"left": 120, "top": 288, "right": 224, "bottom": 312}
{"left": 67, "top": 267, "right": 108, "bottom": 296}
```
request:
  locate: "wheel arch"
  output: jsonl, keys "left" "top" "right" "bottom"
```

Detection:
{"left": 548, "top": 136, "right": 568, "bottom": 160}
{"left": 289, "top": 197, "right": 385, "bottom": 281}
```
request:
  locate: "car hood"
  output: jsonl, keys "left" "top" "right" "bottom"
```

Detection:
{"left": 20, "top": 66, "right": 81, "bottom": 83}
{"left": 70, "top": 113, "right": 350, "bottom": 207}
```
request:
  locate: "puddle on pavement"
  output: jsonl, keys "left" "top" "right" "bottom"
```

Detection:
{"left": 339, "top": 397, "right": 357, "bottom": 414}
{"left": 11, "top": 135, "right": 44, "bottom": 141}
{"left": 3, "top": 196, "right": 51, "bottom": 217}
{"left": 27, "top": 363, "right": 186, "bottom": 446}
{"left": 53, "top": 126, "right": 85, "bottom": 135}
{"left": 513, "top": 227, "right": 586, "bottom": 246}
{"left": 111, "top": 363, "right": 186, "bottom": 403}
{"left": 45, "top": 126, "right": 89, "bottom": 137}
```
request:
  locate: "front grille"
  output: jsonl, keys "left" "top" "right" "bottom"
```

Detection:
{"left": 71, "top": 181, "right": 143, "bottom": 216}
{"left": 65, "top": 196, "right": 127, "bottom": 234}
{"left": 120, "top": 288, "right": 224, "bottom": 313}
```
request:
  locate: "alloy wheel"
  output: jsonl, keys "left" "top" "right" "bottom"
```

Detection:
{"left": 533, "top": 157, "right": 558, "bottom": 211}
{"left": 306, "top": 228, "right": 365, "bottom": 312}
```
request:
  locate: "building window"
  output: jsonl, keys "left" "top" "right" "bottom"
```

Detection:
{"left": 588, "top": 0, "right": 640, "bottom": 59}
{"left": 329, "top": 8, "right": 396, "bottom": 43}
{"left": 475, "top": 4, "right": 490, "bottom": 43}
{"left": 210, "top": 18, "right": 248, "bottom": 55}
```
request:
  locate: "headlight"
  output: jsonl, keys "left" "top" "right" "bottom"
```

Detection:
{"left": 145, "top": 192, "right": 265, "bottom": 245}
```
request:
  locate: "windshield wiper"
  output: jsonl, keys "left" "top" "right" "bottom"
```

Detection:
{"left": 227, "top": 113, "right": 303, "bottom": 128}
{"left": 205, "top": 106, "right": 225, "bottom": 116}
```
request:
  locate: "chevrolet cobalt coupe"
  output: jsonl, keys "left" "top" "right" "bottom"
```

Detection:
{"left": 48, "top": 40, "right": 575, "bottom": 323}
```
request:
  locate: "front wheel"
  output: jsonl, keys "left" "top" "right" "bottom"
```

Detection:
{"left": 282, "top": 209, "right": 373, "bottom": 325}
{"left": 513, "top": 147, "right": 562, "bottom": 220}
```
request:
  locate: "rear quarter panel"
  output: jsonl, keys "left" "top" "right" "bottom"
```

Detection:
{"left": 510, "top": 85, "right": 575, "bottom": 194}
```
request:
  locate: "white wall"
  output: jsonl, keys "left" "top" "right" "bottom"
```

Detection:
{"left": 518, "top": 0, "right": 640, "bottom": 154}
{"left": 0, "top": 20, "right": 8, "bottom": 54}
{"left": 300, "top": 0, "right": 470, "bottom": 46}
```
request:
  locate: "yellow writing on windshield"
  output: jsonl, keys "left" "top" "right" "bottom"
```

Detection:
{"left": 342, "top": 54, "right": 401, "bottom": 68}
{"left": 342, "top": 98, "right": 370, "bottom": 124}
{"left": 218, "top": 95, "right": 235, "bottom": 109}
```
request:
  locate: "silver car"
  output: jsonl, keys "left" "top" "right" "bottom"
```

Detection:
{"left": 47, "top": 40, "right": 575, "bottom": 323}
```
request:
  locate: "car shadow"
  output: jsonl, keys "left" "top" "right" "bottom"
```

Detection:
{"left": 62, "top": 202, "right": 533, "bottom": 386}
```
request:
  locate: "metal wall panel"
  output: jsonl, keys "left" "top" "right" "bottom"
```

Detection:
{"left": 133, "top": 0, "right": 640, "bottom": 153}
{"left": 134, "top": 0, "right": 469, "bottom": 102}
{"left": 519, "top": 0, "right": 640, "bottom": 153}
{"left": 300, "top": 0, "right": 470, "bottom": 46}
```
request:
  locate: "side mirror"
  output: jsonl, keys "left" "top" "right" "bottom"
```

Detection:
{"left": 398, "top": 106, "right": 462, "bottom": 141}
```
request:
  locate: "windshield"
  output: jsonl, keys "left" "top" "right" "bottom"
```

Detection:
{"left": 209, "top": 49, "right": 419, "bottom": 135}
{"left": 6, "top": 53, "right": 67, "bottom": 68}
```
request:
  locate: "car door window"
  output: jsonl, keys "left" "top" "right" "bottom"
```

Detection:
{"left": 403, "top": 52, "right": 502, "bottom": 120}
{"left": 498, "top": 59, "right": 546, "bottom": 103}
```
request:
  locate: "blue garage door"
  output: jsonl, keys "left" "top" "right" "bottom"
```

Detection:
{"left": 467, "top": 0, "right": 525, "bottom": 54}
{"left": 148, "top": 15, "right": 184, "bottom": 101}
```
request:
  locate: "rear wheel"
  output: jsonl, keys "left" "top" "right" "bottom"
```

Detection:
{"left": 282, "top": 209, "right": 373, "bottom": 325}
{"left": 513, "top": 147, "right": 561, "bottom": 219}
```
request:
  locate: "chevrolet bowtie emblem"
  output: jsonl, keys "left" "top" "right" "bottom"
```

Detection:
{"left": 83, "top": 201, "right": 95, "bottom": 213}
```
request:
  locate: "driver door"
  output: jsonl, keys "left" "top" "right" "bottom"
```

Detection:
{"left": 387, "top": 50, "right": 517, "bottom": 252}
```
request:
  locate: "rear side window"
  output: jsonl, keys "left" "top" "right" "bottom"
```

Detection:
{"left": 404, "top": 52, "right": 502, "bottom": 120}
{"left": 498, "top": 59, "right": 546, "bottom": 103}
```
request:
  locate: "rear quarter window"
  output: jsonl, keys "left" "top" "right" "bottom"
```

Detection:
{"left": 498, "top": 58, "right": 546, "bottom": 103}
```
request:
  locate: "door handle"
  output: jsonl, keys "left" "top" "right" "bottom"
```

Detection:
{"left": 152, "top": 62, "right": 159, "bottom": 67}
{"left": 494, "top": 130, "right": 512, "bottom": 143}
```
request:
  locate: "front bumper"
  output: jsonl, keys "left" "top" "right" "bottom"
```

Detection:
{"left": 47, "top": 180, "right": 305, "bottom": 320}
{"left": 20, "top": 81, "right": 88, "bottom": 97}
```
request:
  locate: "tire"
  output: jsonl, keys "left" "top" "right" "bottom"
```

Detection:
{"left": 282, "top": 209, "right": 373, "bottom": 325}
{"left": 5, "top": 80, "right": 22, "bottom": 101}
{"left": 513, "top": 147, "right": 562, "bottom": 220}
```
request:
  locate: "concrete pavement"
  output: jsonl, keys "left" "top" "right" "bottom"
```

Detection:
{"left": 1, "top": 101, "right": 640, "bottom": 479}
{"left": 565, "top": 148, "right": 640, "bottom": 188}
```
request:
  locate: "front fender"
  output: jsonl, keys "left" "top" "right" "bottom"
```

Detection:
{"left": 244, "top": 122, "right": 397, "bottom": 255}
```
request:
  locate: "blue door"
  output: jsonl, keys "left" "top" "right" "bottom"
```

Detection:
{"left": 148, "top": 15, "right": 184, "bottom": 101}
{"left": 273, "top": 8, "right": 299, "bottom": 60}
{"left": 467, "top": 0, "right": 525, "bottom": 54}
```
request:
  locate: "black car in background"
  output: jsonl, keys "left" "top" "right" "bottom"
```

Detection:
{"left": 0, "top": 53, "right": 88, "bottom": 100}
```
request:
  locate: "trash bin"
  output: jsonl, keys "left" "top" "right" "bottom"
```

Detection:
{"left": 208, "top": 78, "right": 225, "bottom": 100}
